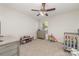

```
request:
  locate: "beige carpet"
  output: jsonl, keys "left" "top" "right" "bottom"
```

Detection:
{"left": 20, "top": 39, "right": 71, "bottom": 56}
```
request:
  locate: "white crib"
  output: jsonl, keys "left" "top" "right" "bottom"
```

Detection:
{"left": 64, "top": 32, "right": 79, "bottom": 51}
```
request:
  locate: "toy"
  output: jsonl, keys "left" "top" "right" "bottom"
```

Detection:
{"left": 48, "top": 34, "right": 57, "bottom": 42}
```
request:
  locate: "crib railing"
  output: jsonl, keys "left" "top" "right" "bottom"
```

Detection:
{"left": 64, "top": 32, "right": 79, "bottom": 51}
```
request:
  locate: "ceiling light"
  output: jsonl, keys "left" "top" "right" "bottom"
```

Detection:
{"left": 40, "top": 11, "right": 46, "bottom": 16}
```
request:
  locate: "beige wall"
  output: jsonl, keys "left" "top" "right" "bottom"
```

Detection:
{"left": 0, "top": 6, "right": 38, "bottom": 39}
{"left": 45, "top": 11, "right": 79, "bottom": 43}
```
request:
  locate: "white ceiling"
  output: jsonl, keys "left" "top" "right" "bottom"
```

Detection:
{"left": 1, "top": 3, "right": 79, "bottom": 19}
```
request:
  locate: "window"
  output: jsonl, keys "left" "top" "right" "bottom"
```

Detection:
{"left": 43, "top": 20, "right": 48, "bottom": 31}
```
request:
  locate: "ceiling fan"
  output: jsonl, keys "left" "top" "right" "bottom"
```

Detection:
{"left": 31, "top": 3, "right": 56, "bottom": 16}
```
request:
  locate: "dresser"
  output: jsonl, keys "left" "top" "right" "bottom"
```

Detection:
{"left": 37, "top": 29, "right": 45, "bottom": 39}
{"left": 0, "top": 36, "right": 20, "bottom": 56}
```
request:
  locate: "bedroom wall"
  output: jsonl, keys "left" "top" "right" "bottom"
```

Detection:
{"left": 45, "top": 10, "right": 79, "bottom": 43}
{"left": 0, "top": 6, "right": 38, "bottom": 39}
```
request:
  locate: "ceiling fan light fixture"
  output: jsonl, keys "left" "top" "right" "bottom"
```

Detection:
{"left": 31, "top": 3, "right": 56, "bottom": 16}
{"left": 40, "top": 11, "right": 46, "bottom": 16}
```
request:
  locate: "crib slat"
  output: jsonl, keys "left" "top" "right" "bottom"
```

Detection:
{"left": 64, "top": 33, "right": 79, "bottom": 51}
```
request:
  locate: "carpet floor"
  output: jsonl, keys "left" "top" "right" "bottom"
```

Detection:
{"left": 20, "top": 39, "right": 71, "bottom": 56}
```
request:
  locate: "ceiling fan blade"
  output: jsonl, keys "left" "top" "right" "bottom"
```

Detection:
{"left": 41, "top": 3, "right": 46, "bottom": 10}
{"left": 45, "top": 13, "right": 48, "bottom": 16}
{"left": 31, "top": 9, "right": 40, "bottom": 11}
{"left": 46, "top": 8, "right": 56, "bottom": 11}
{"left": 37, "top": 13, "right": 40, "bottom": 16}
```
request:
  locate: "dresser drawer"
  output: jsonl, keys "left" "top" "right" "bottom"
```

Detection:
{"left": 0, "top": 41, "right": 18, "bottom": 49}
{"left": 0, "top": 42, "right": 18, "bottom": 53}
{"left": 0, "top": 48, "right": 18, "bottom": 56}
{"left": 0, "top": 45, "right": 17, "bottom": 54}
{"left": 0, "top": 41, "right": 19, "bottom": 56}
